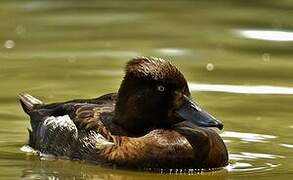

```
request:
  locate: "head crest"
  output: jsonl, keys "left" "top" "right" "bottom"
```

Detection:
{"left": 125, "top": 57, "right": 187, "bottom": 88}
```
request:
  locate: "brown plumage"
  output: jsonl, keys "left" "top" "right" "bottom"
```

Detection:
{"left": 19, "top": 57, "right": 228, "bottom": 170}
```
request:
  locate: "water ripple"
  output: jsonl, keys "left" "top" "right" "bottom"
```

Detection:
{"left": 237, "top": 29, "right": 293, "bottom": 41}
{"left": 229, "top": 152, "right": 284, "bottom": 160}
{"left": 280, "top": 143, "right": 293, "bottom": 149}
{"left": 0, "top": 50, "right": 140, "bottom": 59}
{"left": 227, "top": 153, "right": 282, "bottom": 174}
{"left": 189, "top": 82, "right": 293, "bottom": 95}
{"left": 156, "top": 48, "right": 190, "bottom": 56}
{"left": 221, "top": 131, "right": 276, "bottom": 143}
{"left": 226, "top": 162, "right": 274, "bottom": 173}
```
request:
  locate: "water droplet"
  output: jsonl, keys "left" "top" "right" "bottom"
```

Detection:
{"left": 68, "top": 55, "right": 77, "bottom": 63}
{"left": 256, "top": 116, "right": 262, "bottom": 120}
{"left": 16, "top": 25, "right": 26, "bottom": 35}
{"left": 206, "top": 63, "right": 214, "bottom": 71}
{"left": 4, "top": 40, "right": 15, "bottom": 49}
{"left": 262, "top": 53, "right": 270, "bottom": 62}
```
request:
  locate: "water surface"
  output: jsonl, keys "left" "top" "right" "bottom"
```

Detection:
{"left": 0, "top": 0, "right": 293, "bottom": 179}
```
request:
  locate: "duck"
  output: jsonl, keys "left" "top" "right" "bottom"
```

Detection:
{"left": 19, "top": 57, "right": 228, "bottom": 171}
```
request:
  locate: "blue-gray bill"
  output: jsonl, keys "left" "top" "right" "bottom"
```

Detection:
{"left": 175, "top": 95, "right": 224, "bottom": 130}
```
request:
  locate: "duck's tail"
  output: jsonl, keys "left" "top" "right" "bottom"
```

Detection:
{"left": 19, "top": 93, "right": 44, "bottom": 148}
{"left": 19, "top": 93, "right": 43, "bottom": 114}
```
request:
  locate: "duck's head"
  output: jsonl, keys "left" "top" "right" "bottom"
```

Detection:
{"left": 112, "top": 57, "right": 223, "bottom": 137}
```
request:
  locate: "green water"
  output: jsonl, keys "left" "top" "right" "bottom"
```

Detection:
{"left": 1, "top": 0, "right": 293, "bottom": 179}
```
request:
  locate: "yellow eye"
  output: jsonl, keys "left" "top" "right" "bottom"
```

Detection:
{"left": 157, "top": 85, "right": 166, "bottom": 92}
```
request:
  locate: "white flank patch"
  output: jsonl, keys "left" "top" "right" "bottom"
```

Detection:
{"left": 41, "top": 115, "right": 78, "bottom": 139}
{"left": 44, "top": 115, "right": 74, "bottom": 128}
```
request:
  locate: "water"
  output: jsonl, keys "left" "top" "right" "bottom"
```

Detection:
{"left": 1, "top": 0, "right": 293, "bottom": 179}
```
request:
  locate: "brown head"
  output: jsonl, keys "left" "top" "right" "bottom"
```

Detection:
{"left": 112, "top": 57, "right": 223, "bottom": 137}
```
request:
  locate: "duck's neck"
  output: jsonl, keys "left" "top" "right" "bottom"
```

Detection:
{"left": 110, "top": 77, "right": 157, "bottom": 137}
{"left": 111, "top": 114, "right": 154, "bottom": 137}
{"left": 113, "top": 97, "right": 164, "bottom": 137}
{"left": 102, "top": 116, "right": 134, "bottom": 137}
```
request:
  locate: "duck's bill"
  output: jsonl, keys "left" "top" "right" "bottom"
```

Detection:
{"left": 175, "top": 95, "right": 224, "bottom": 130}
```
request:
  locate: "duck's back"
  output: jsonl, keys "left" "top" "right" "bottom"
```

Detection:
{"left": 20, "top": 93, "right": 117, "bottom": 161}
